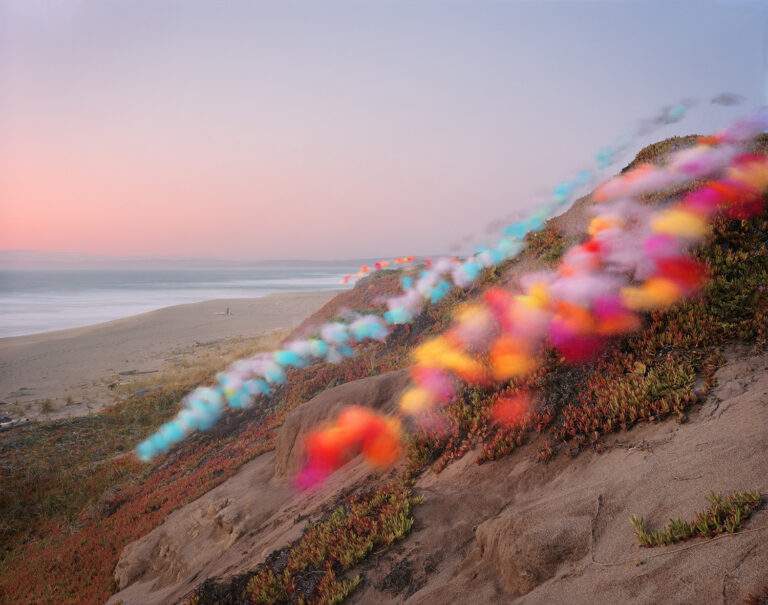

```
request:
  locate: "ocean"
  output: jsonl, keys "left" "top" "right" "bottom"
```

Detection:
{"left": 0, "top": 264, "right": 360, "bottom": 338}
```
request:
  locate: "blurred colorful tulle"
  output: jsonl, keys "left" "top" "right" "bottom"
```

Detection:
{"left": 136, "top": 104, "right": 768, "bottom": 490}
{"left": 490, "top": 393, "right": 534, "bottom": 427}
{"left": 294, "top": 406, "right": 401, "bottom": 490}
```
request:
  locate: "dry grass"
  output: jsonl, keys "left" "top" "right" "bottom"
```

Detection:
{"left": 39, "top": 398, "right": 55, "bottom": 415}
{"left": 112, "top": 329, "right": 291, "bottom": 400}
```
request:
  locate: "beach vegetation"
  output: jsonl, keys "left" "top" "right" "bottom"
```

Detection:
{"left": 630, "top": 490, "right": 763, "bottom": 547}
{"left": 179, "top": 480, "right": 420, "bottom": 605}
{"left": 403, "top": 198, "right": 768, "bottom": 475}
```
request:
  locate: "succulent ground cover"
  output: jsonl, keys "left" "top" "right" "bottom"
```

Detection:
{"left": 403, "top": 197, "right": 768, "bottom": 475}
{"left": 180, "top": 480, "right": 421, "bottom": 605}
{"left": 246, "top": 481, "right": 420, "bottom": 605}
{"left": 630, "top": 490, "right": 763, "bottom": 547}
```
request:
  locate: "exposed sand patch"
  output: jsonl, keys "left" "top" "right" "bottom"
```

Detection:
{"left": 0, "top": 291, "right": 337, "bottom": 421}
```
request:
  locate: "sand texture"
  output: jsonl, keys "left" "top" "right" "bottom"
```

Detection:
{"left": 0, "top": 291, "right": 337, "bottom": 420}
{"left": 108, "top": 347, "right": 768, "bottom": 604}
{"left": 107, "top": 370, "right": 411, "bottom": 605}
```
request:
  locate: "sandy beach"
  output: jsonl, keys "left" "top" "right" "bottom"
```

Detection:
{"left": 0, "top": 290, "right": 337, "bottom": 420}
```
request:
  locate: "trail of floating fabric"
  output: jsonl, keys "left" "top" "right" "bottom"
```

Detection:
{"left": 298, "top": 111, "right": 768, "bottom": 487}
{"left": 135, "top": 98, "right": 754, "bottom": 464}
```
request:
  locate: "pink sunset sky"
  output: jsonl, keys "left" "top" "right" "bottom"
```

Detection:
{"left": 1, "top": 0, "right": 766, "bottom": 261}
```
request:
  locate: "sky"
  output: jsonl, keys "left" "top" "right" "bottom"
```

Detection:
{"left": 0, "top": 0, "right": 766, "bottom": 262}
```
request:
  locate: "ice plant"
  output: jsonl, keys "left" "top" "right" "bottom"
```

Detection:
{"left": 631, "top": 491, "right": 763, "bottom": 547}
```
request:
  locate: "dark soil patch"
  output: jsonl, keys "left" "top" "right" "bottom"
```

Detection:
{"left": 535, "top": 361, "right": 589, "bottom": 417}
{"left": 187, "top": 569, "right": 260, "bottom": 605}
{"left": 375, "top": 557, "right": 427, "bottom": 599}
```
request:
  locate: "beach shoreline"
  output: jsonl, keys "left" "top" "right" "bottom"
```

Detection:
{"left": 0, "top": 290, "right": 338, "bottom": 421}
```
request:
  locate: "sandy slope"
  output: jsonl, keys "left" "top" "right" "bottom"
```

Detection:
{"left": 109, "top": 346, "right": 768, "bottom": 604}
{"left": 107, "top": 370, "right": 411, "bottom": 605}
{"left": 0, "top": 291, "right": 337, "bottom": 420}
{"left": 362, "top": 346, "right": 768, "bottom": 605}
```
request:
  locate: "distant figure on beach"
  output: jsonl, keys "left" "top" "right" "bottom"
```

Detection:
{"left": 226, "top": 307, "right": 230, "bottom": 316}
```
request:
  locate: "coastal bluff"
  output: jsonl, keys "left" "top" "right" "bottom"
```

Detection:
{"left": 109, "top": 349, "right": 768, "bottom": 604}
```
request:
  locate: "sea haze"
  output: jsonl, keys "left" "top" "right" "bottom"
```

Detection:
{"left": 0, "top": 264, "right": 363, "bottom": 338}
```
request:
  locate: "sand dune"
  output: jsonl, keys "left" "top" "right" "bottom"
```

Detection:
{"left": 107, "top": 347, "right": 768, "bottom": 604}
